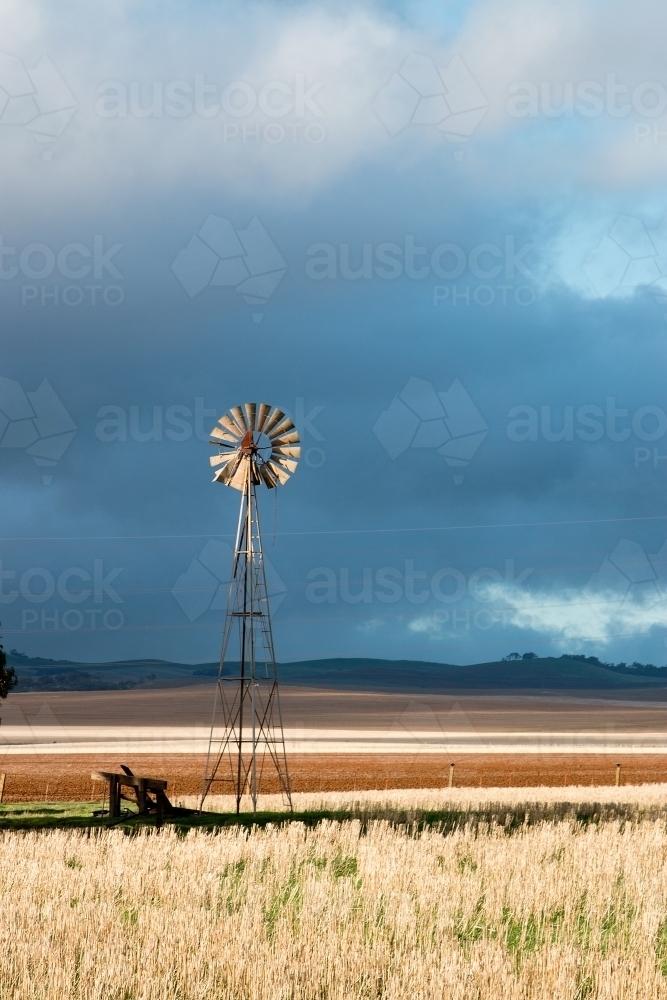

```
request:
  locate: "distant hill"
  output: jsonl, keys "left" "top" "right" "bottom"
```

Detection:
{"left": 277, "top": 656, "right": 667, "bottom": 692}
{"left": 5, "top": 653, "right": 194, "bottom": 692}
{"left": 6, "top": 651, "right": 667, "bottom": 694}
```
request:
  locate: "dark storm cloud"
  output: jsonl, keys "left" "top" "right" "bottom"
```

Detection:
{"left": 3, "top": 0, "right": 667, "bottom": 665}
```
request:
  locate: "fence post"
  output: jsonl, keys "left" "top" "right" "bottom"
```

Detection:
{"left": 615, "top": 763, "right": 621, "bottom": 787}
{"left": 0, "top": 773, "right": 5, "bottom": 804}
{"left": 448, "top": 762, "right": 455, "bottom": 789}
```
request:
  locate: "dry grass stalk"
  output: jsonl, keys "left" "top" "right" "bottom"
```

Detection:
{"left": 1, "top": 805, "right": 667, "bottom": 997}
{"left": 183, "top": 781, "right": 667, "bottom": 814}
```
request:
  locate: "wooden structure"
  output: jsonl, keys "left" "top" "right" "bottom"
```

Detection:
{"left": 92, "top": 768, "right": 170, "bottom": 822}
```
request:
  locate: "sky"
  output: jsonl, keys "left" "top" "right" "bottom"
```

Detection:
{"left": 2, "top": 0, "right": 667, "bottom": 667}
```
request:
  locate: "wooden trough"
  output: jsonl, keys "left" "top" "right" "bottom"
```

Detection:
{"left": 91, "top": 765, "right": 191, "bottom": 822}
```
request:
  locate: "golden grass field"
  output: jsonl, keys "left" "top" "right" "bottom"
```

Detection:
{"left": 183, "top": 782, "right": 667, "bottom": 813}
{"left": 3, "top": 787, "right": 667, "bottom": 998}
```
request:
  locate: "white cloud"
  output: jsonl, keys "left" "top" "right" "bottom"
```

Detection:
{"left": 408, "top": 615, "right": 447, "bottom": 638}
{"left": 407, "top": 587, "right": 667, "bottom": 646}
{"left": 457, "top": 0, "right": 667, "bottom": 119}
{"left": 479, "top": 581, "right": 667, "bottom": 645}
{"left": 408, "top": 533, "right": 667, "bottom": 646}
{"left": 356, "top": 618, "right": 384, "bottom": 633}
{"left": 3, "top": 0, "right": 667, "bottom": 231}
{"left": 453, "top": 0, "right": 667, "bottom": 190}
{"left": 0, "top": 3, "right": 421, "bottom": 201}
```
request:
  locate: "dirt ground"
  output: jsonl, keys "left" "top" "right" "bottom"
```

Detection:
{"left": 0, "top": 753, "right": 666, "bottom": 802}
{"left": 5, "top": 685, "right": 667, "bottom": 732}
{"left": 3, "top": 686, "right": 667, "bottom": 802}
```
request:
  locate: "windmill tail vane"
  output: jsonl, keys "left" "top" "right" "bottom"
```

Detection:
{"left": 200, "top": 402, "right": 299, "bottom": 815}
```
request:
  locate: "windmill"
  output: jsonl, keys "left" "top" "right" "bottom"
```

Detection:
{"left": 199, "top": 403, "right": 299, "bottom": 814}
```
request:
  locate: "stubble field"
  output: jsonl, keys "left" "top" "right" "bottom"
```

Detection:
{"left": 3, "top": 787, "right": 667, "bottom": 998}
{"left": 3, "top": 688, "right": 667, "bottom": 996}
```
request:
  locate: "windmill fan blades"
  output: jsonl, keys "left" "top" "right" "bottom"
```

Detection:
{"left": 213, "top": 449, "right": 243, "bottom": 482}
{"left": 256, "top": 403, "right": 271, "bottom": 431}
{"left": 267, "top": 460, "right": 290, "bottom": 484}
{"left": 213, "top": 463, "right": 233, "bottom": 483}
{"left": 269, "top": 416, "right": 295, "bottom": 440}
{"left": 215, "top": 457, "right": 239, "bottom": 485}
{"left": 273, "top": 456, "right": 298, "bottom": 474}
{"left": 244, "top": 402, "right": 257, "bottom": 430}
{"left": 210, "top": 452, "right": 236, "bottom": 468}
{"left": 229, "top": 457, "right": 249, "bottom": 490}
{"left": 270, "top": 449, "right": 296, "bottom": 467}
{"left": 259, "top": 463, "right": 278, "bottom": 488}
{"left": 229, "top": 405, "right": 248, "bottom": 433}
{"left": 210, "top": 403, "right": 300, "bottom": 488}
{"left": 271, "top": 430, "right": 300, "bottom": 446}
{"left": 210, "top": 426, "right": 238, "bottom": 444}
{"left": 262, "top": 407, "right": 285, "bottom": 436}
{"left": 219, "top": 413, "right": 242, "bottom": 437}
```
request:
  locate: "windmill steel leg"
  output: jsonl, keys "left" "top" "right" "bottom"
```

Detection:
{"left": 202, "top": 437, "right": 293, "bottom": 816}
{"left": 250, "top": 483, "right": 257, "bottom": 813}
{"left": 237, "top": 473, "right": 252, "bottom": 814}
{"left": 252, "top": 480, "right": 291, "bottom": 808}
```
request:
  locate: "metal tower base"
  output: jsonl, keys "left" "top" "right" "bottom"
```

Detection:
{"left": 200, "top": 461, "right": 292, "bottom": 814}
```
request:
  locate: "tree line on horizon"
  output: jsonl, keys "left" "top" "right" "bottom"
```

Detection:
{"left": 0, "top": 628, "right": 17, "bottom": 721}
{"left": 502, "top": 652, "right": 667, "bottom": 676}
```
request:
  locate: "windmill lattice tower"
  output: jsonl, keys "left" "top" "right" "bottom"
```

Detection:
{"left": 200, "top": 402, "right": 299, "bottom": 814}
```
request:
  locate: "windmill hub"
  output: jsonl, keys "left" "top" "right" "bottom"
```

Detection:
{"left": 240, "top": 430, "right": 255, "bottom": 456}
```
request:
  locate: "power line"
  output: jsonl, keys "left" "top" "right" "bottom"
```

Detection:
{"left": 1, "top": 512, "right": 666, "bottom": 543}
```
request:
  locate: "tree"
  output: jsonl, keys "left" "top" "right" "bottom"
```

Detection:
{"left": 503, "top": 652, "right": 521, "bottom": 661}
{"left": 522, "top": 652, "right": 538, "bottom": 660}
{"left": 0, "top": 630, "right": 17, "bottom": 717}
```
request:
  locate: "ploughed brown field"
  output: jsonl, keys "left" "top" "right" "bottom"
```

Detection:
{"left": 2, "top": 684, "right": 667, "bottom": 800}
{"left": 4, "top": 682, "right": 667, "bottom": 730}
{"left": 2, "top": 753, "right": 667, "bottom": 801}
